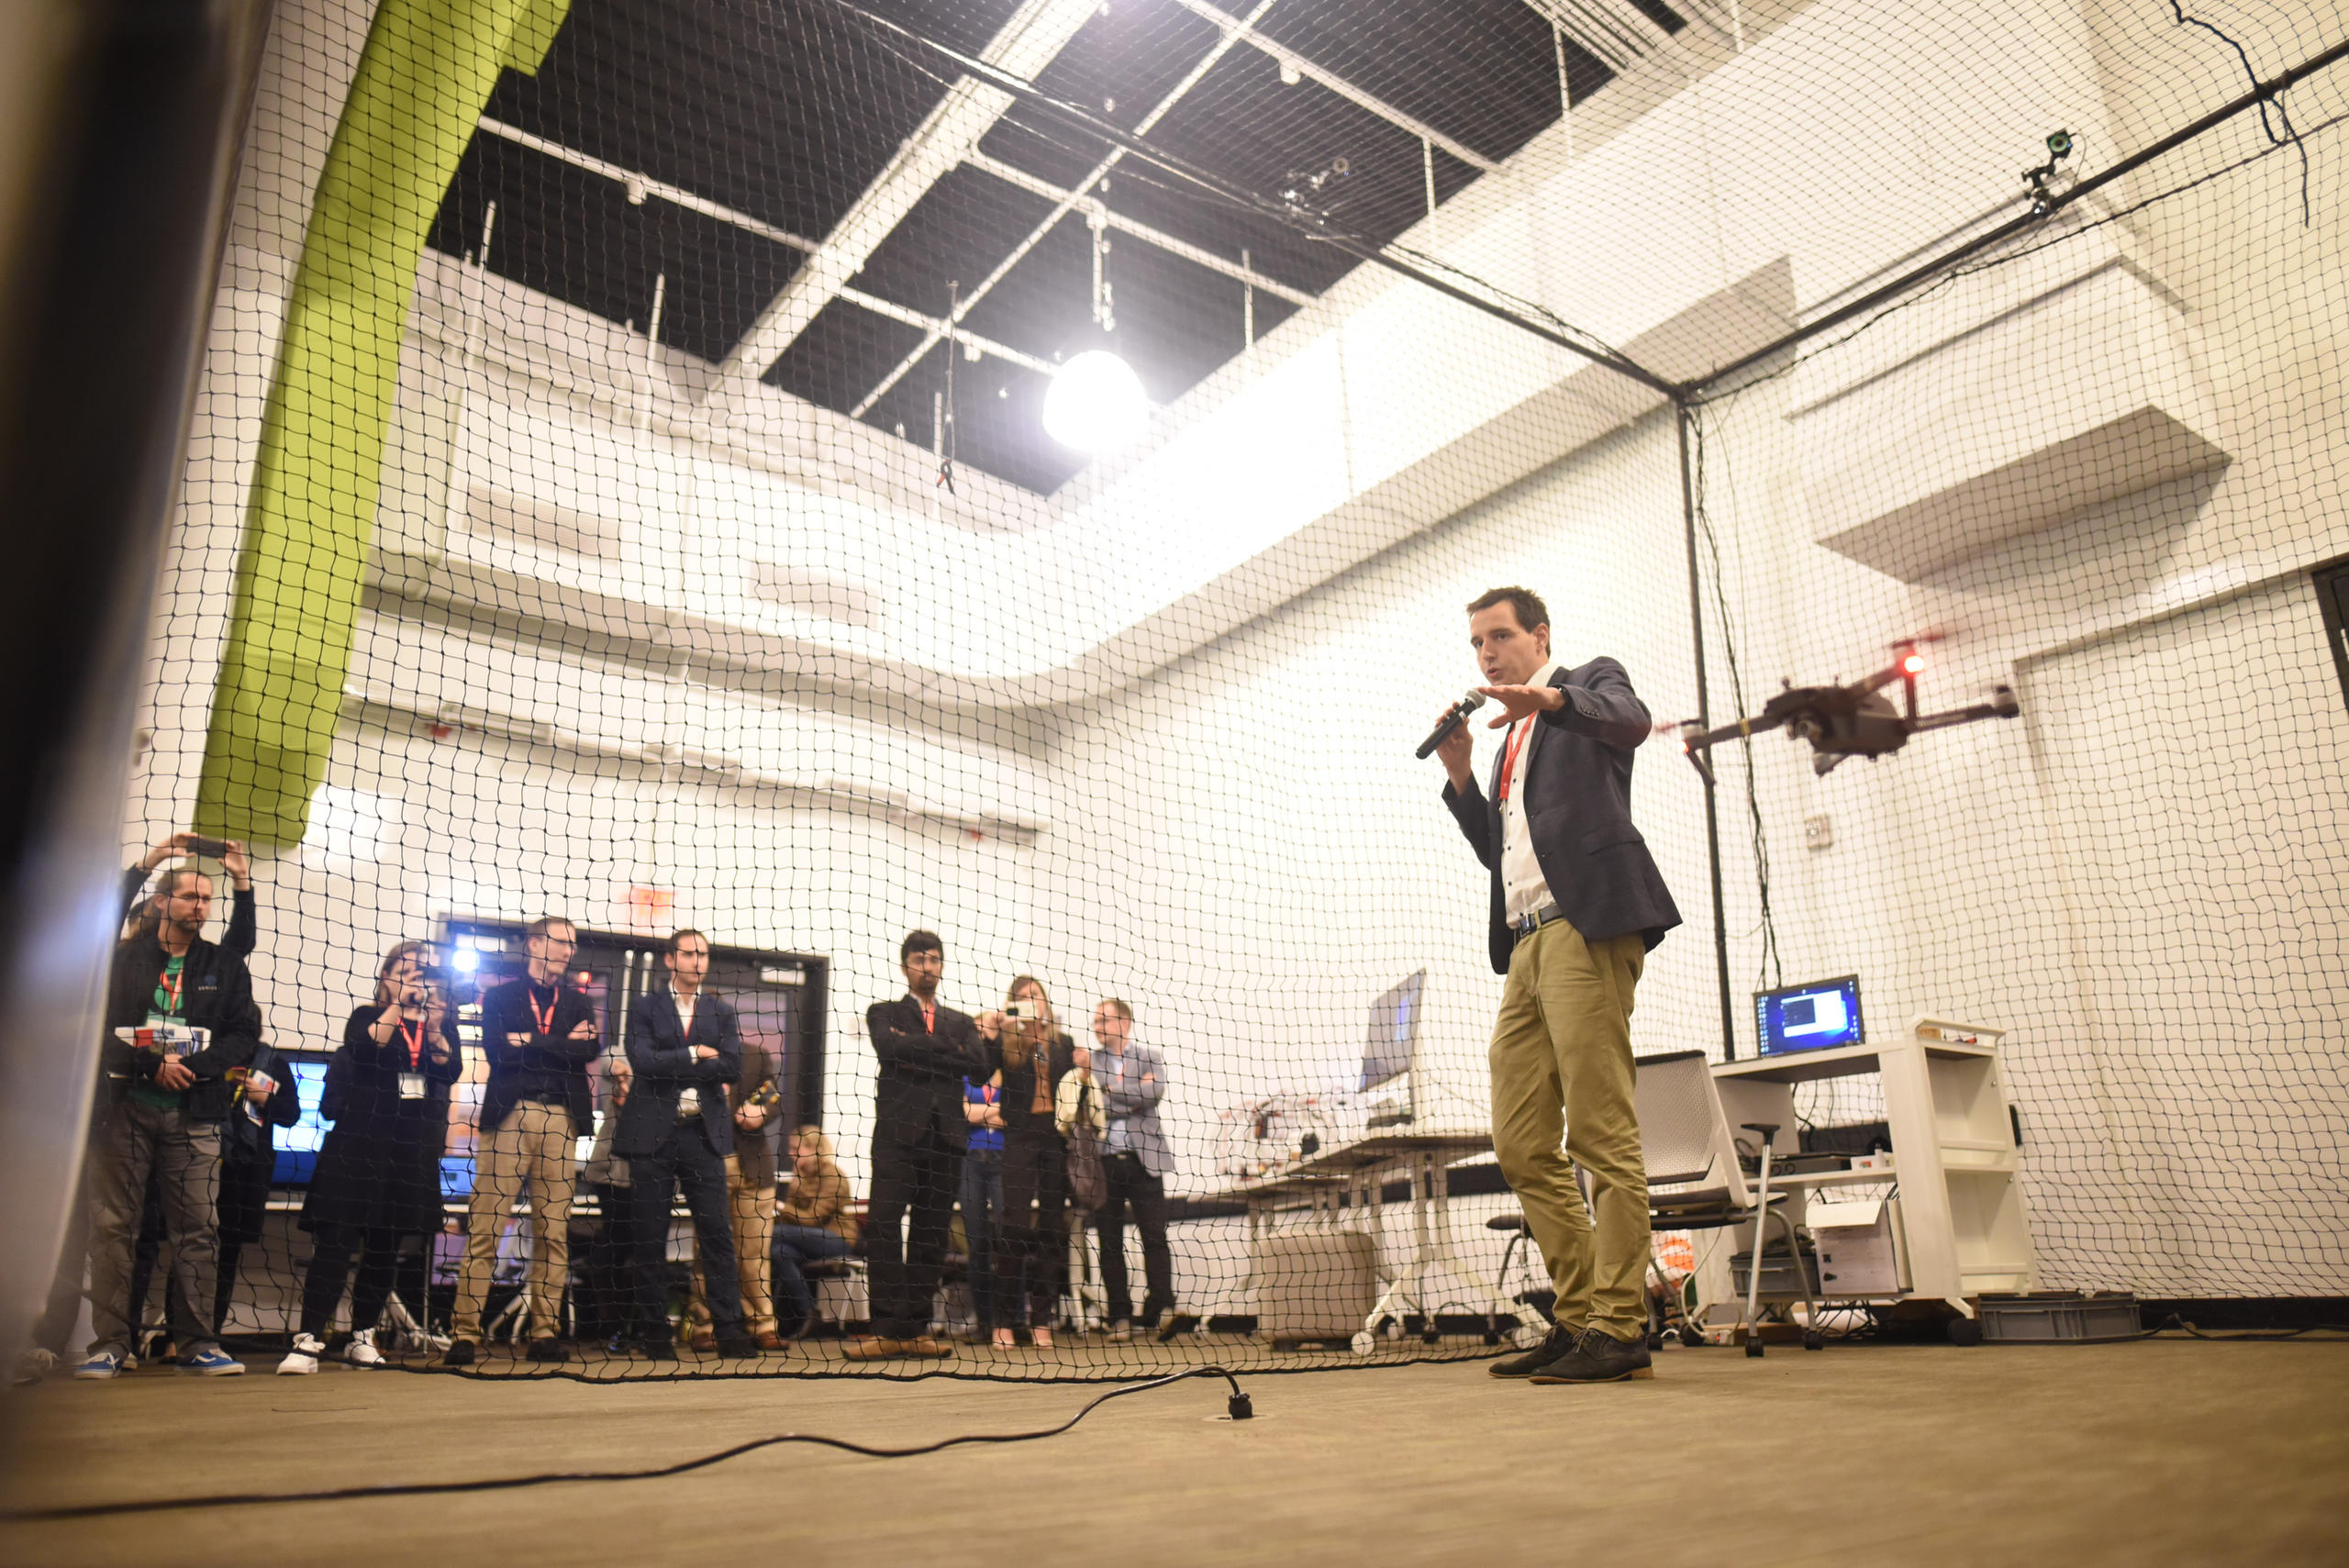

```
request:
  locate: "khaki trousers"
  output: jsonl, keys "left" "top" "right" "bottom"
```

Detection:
{"left": 690, "top": 1160, "right": 777, "bottom": 1339}
{"left": 453, "top": 1101, "right": 576, "bottom": 1341}
{"left": 1488, "top": 918, "right": 1650, "bottom": 1340}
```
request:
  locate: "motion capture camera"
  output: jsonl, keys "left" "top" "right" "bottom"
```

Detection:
{"left": 2023, "top": 128, "right": 2076, "bottom": 214}
{"left": 1279, "top": 155, "right": 1350, "bottom": 215}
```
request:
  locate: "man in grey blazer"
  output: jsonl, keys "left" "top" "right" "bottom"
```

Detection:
{"left": 1435, "top": 586, "right": 1680, "bottom": 1385}
{"left": 1087, "top": 998, "right": 1182, "bottom": 1340}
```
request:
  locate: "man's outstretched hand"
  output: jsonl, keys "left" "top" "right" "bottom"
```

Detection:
{"left": 1477, "top": 684, "right": 1564, "bottom": 727}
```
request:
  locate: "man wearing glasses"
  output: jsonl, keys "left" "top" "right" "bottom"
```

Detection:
{"left": 446, "top": 917, "right": 600, "bottom": 1365}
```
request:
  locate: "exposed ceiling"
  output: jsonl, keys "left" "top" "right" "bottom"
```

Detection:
{"left": 428, "top": 0, "right": 1689, "bottom": 495}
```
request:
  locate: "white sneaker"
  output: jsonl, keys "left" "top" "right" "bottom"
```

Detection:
{"left": 345, "top": 1329, "right": 385, "bottom": 1367}
{"left": 277, "top": 1333, "right": 322, "bottom": 1375}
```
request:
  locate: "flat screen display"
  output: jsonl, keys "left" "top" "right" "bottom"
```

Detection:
{"left": 269, "top": 1058, "right": 334, "bottom": 1186}
{"left": 1361, "top": 970, "right": 1425, "bottom": 1092}
{"left": 1753, "top": 975, "right": 1865, "bottom": 1056}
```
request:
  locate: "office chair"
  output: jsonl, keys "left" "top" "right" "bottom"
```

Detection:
{"left": 1634, "top": 1050, "right": 1822, "bottom": 1356}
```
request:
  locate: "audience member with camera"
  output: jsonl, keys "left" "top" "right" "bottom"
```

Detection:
{"left": 279, "top": 941, "right": 464, "bottom": 1373}
{"left": 74, "top": 865, "right": 263, "bottom": 1380}
{"left": 447, "top": 916, "right": 600, "bottom": 1366}
{"left": 989, "top": 976, "right": 1090, "bottom": 1351}
{"left": 618, "top": 929, "right": 758, "bottom": 1361}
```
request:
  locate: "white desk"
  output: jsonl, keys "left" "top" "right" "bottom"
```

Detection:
{"left": 1710, "top": 1018, "right": 2034, "bottom": 1314}
{"left": 1199, "top": 1131, "right": 1501, "bottom": 1353}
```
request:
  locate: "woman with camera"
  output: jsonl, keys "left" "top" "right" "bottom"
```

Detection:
{"left": 987, "top": 976, "right": 1098, "bottom": 1351}
{"left": 279, "top": 941, "right": 463, "bottom": 1373}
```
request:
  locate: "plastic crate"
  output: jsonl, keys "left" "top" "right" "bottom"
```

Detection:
{"left": 1976, "top": 1291, "right": 2141, "bottom": 1343}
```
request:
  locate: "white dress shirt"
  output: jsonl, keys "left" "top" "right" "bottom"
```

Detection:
{"left": 1498, "top": 660, "right": 1561, "bottom": 922}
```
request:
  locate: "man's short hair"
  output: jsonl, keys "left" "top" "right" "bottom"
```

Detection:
{"left": 1098, "top": 997, "right": 1133, "bottom": 1021}
{"left": 668, "top": 928, "right": 707, "bottom": 954}
{"left": 526, "top": 916, "right": 574, "bottom": 941}
{"left": 160, "top": 864, "right": 211, "bottom": 898}
{"left": 1466, "top": 586, "right": 1550, "bottom": 634}
{"left": 900, "top": 929, "right": 943, "bottom": 962}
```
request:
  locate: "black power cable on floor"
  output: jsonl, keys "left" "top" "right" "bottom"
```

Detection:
{"left": 1, "top": 1366, "right": 1256, "bottom": 1523}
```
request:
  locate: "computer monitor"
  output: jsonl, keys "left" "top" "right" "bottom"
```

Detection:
{"left": 269, "top": 1056, "right": 335, "bottom": 1185}
{"left": 1362, "top": 970, "right": 1425, "bottom": 1094}
{"left": 1753, "top": 975, "right": 1865, "bottom": 1056}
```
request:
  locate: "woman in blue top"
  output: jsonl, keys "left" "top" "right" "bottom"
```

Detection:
{"left": 961, "top": 1052, "right": 1008, "bottom": 1347}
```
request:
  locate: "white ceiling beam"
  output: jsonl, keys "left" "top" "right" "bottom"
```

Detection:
{"left": 707, "top": 0, "right": 1101, "bottom": 401}
{"left": 836, "top": 284, "right": 1057, "bottom": 377}
{"left": 1518, "top": 0, "right": 1676, "bottom": 73}
{"left": 847, "top": 0, "right": 1284, "bottom": 420}
{"left": 477, "top": 117, "right": 822, "bottom": 254}
{"left": 1167, "top": 0, "right": 1499, "bottom": 172}
{"left": 962, "top": 148, "right": 1315, "bottom": 306}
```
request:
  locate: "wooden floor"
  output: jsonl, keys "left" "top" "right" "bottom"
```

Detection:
{"left": 5, "top": 1339, "right": 2346, "bottom": 1565}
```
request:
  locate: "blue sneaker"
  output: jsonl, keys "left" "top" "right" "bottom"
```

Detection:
{"left": 72, "top": 1350, "right": 123, "bottom": 1380}
{"left": 179, "top": 1347, "right": 245, "bottom": 1377}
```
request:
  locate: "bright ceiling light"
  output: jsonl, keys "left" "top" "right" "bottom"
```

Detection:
{"left": 1041, "top": 350, "right": 1148, "bottom": 453}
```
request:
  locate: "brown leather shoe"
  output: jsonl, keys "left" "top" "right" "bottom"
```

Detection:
{"left": 688, "top": 1331, "right": 718, "bottom": 1353}
{"left": 904, "top": 1335, "right": 953, "bottom": 1359}
{"left": 753, "top": 1330, "right": 785, "bottom": 1352}
{"left": 841, "top": 1337, "right": 906, "bottom": 1361}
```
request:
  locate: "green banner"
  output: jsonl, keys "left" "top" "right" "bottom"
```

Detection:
{"left": 195, "top": 0, "right": 569, "bottom": 845}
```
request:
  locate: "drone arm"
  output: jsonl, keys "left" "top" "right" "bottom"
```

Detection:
{"left": 1908, "top": 686, "right": 2021, "bottom": 734}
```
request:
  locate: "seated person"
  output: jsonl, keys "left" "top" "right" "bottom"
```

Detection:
{"left": 771, "top": 1126, "right": 853, "bottom": 1337}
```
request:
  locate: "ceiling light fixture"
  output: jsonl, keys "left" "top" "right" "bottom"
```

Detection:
{"left": 1043, "top": 350, "right": 1147, "bottom": 452}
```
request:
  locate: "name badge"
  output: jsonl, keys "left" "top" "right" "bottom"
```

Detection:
{"left": 398, "top": 1073, "right": 427, "bottom": 1100}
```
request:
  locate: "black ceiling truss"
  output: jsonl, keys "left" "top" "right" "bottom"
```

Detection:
{"left": 428, "top": 0, "right": 1683, "bottom": 494}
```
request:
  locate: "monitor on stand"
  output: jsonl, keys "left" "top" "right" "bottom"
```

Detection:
{"left": 1361, "top": 970, "right": 1426, "bottom": 1129}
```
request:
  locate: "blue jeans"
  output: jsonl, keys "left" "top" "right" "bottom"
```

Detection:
{"left": 960, "top": 1148, "right": 1006, "bottom": 1328}
{"left": 770, "top": 1224, "right": 851, "bottom": 1325}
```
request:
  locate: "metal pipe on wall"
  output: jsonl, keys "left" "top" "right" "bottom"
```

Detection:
{"left": 1677, "top": 402, "right": 1738, "bottom": 1060}
{"left": 0, "top": 0, "right": 275, "bottom": 1407}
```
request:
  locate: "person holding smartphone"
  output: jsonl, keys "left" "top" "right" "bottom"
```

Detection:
{"left": 990, "top": 976, "right": 1080, "bottom": 1350}
{"left": 280, "top": 941, "right": 463, "bottom": 1373}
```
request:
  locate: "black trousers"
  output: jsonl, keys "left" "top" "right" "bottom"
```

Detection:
{"left": 629, "top": 1122, "right": 741, "bottom": 1341}
{"left": 865, "top": 1131, "right": 957, "bottom": 1339}
{"left": 998, "top": 1128, "right": 1067, "bottom": 1329}
{"left": 1097, "top": 1151, "right": 1174, "bottom": 1324}
{"left": 301, "top": 1225, "right": 402, "bottom": 1340}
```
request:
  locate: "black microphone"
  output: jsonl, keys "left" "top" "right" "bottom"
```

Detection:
{"left": 1414, "top": 692, "right": 1487, "bottom": 759}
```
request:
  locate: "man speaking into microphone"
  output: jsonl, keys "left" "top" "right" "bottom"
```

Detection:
{"left": 1432, "top": 586, "right": 1679, "bottom": 1385}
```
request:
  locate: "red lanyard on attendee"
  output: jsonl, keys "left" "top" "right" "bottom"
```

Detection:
{"left": 1496, "top": 717, "right": 1533, "bottom": 804}
{"left": 527, "top": 985, "right": 556, "bottom": 1037}
{"left": 157, "top": 964, "right": 184, "bottom": 1016}
{"left": 397, "top": 1016, "right": 425, "bottom": 1068}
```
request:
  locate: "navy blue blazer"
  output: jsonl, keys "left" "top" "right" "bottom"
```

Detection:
{"left": 618, "top": 989, "right": 741, "bottom": 1157}
{"left": 1442, "top": 656, "right": 1682, "bottom": 973}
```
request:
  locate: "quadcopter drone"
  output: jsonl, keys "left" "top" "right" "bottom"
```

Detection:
{"left": 1674, "top": 637, "right": 2019, "bottom": 782}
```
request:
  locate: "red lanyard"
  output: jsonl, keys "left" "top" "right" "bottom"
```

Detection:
{"left": 1496, "top": 718, "right": 1533, "bottom": 804}
{"left": 527, "top": 986, "right": 556, "bottom": 1036}
{"left": 157, "top": 964, "right": 184, "bottom": 1015}
{"left": 398, "top": 1016, "right": 425, "bottom": 1069}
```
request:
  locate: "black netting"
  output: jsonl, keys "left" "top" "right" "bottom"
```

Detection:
{"left": 59, "top": 0, "right": 2349, "bottom": 1384}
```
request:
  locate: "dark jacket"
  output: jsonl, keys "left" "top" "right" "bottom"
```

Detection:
{"left": 866, "top": 995, "right": 985, "bottom": 1149}
{"left": 996, "top": 1031, "right": 1076, "bottom": 1141}
{"left": 99, "top": 930, "right": 264, "bottom": 1120}
{"left": 1443, "top": 656, "right": 1683, "bottom": 973}
{"left": 727, "top": 1037, "right": 782, "bottom": 1188}
{"left": 118, "top": 865, "right": 256, "bottom": 959}
{"left": 305, "top": 1003, "right": 465, "bottom": 1235}
{"left": 220, "top": 1040, "right": 304, "bottom": 1245}
{"left": 618, "top": 989, "right": 740, "bottom": 1158}
{"left": 478, "top": 976, "right": 600, "bottom": 1135}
